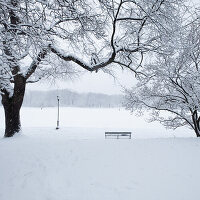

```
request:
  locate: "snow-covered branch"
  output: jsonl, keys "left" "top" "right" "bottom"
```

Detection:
{"left": 49, "top": 45, "right": 116, "bottom": 72}
{"left": 24, "top": 48, "right": 49, "bottom": 80}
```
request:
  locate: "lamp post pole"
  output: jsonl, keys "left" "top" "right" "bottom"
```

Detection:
{"left": 56, "top": 96, "right": 60, "bottom": 130}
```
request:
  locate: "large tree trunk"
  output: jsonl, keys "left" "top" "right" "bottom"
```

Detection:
{"left": 1, "top": 75, "right": 26, "bottom": 137}
{"left": 192, "top": 110, "right": 200, "bottom": 137}
{"left": 3, "top": 99, "right": 21, "bottom": 137}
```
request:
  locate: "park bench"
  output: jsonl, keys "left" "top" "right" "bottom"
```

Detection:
{"left": 105, "top": 132, "right": 132, "bottom": 139}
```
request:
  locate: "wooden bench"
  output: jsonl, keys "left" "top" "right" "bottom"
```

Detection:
{"left": 105, "top": 132, "right": 132, "bottom": 139}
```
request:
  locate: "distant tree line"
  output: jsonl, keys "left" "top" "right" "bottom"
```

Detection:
{"left": 22, "top": 90, "right": 124, "bottom": 108}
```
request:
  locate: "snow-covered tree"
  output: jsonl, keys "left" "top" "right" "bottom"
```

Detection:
{"left": 125, "top": 13, "right": 200, "bottom": 137}
{"left": 0, "top": 0, "right": 184, "bottom": 137}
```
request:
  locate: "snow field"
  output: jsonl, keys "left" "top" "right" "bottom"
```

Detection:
{"left": 0, "top": 136, "right": 200, "bottom": 200}
{"left": 0, "top": 107, "right": 195, "bottom": 138}
{"left": 0, "top": 107, "right": 199, "bottom": 200}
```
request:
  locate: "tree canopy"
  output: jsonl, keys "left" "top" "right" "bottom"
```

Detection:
{"left": 125, "top": 11, "right": 200, "bottom": 136}
{"left": 0, "top": 0, "right": 187, "bottom": 137}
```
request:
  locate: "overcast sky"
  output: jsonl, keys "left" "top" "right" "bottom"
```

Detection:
{"left": 27, "top": 69, "right": 137, "bottom": 95}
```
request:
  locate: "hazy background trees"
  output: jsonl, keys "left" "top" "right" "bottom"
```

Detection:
{"left": 22, "top": 89, "right": 123, "bottom": 108}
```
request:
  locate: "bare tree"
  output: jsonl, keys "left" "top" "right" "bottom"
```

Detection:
{"left": 125, "top": 12, "right": 200, "bottom": 136}
{"left": 0, "top": 0, "right": 184, "bottom": 137}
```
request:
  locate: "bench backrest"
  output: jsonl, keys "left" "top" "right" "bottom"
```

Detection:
{"left": 105, "top": 132, "right": 131, "bottom": 139}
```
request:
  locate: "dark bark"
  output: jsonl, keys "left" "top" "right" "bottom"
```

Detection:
{"left": 1, "top": 75, "right": 26, "bottom": 137}
{"left": 192, "top": 110, "right": 200, "bottom": 137}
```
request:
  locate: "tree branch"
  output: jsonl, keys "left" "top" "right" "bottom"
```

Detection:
{"left": 117, "top": 17, "right": 144, "bottom": 21}
{"left": 137, "top": 99, "right": 195, "bottom": 130}
{"left": 24, "top": 48, "right": 48, "bottom": 80}
{"left": 49, "top": 45, "right": 116, "bottom": 72}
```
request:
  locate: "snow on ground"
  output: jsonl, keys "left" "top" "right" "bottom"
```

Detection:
{"left": 0, "top": 107, "right": 199, "bottom": 200}
{"left": 0, "top": 107, "right": 196, "bottom": 138}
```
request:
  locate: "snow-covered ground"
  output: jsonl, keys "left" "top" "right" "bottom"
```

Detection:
{"left": 0, "top": 107, "right": 199, "bottom": 200}
{"left": 0, "top": 107, "right": 195, "bottom": 138}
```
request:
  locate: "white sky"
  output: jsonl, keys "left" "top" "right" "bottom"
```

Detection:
{"left": 27, "top": 69, "right": 137, "bottom": 95}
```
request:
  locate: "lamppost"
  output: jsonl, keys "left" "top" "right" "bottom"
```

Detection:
{"left": 56, "top": 96, "right": 60, "bottom": 130}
